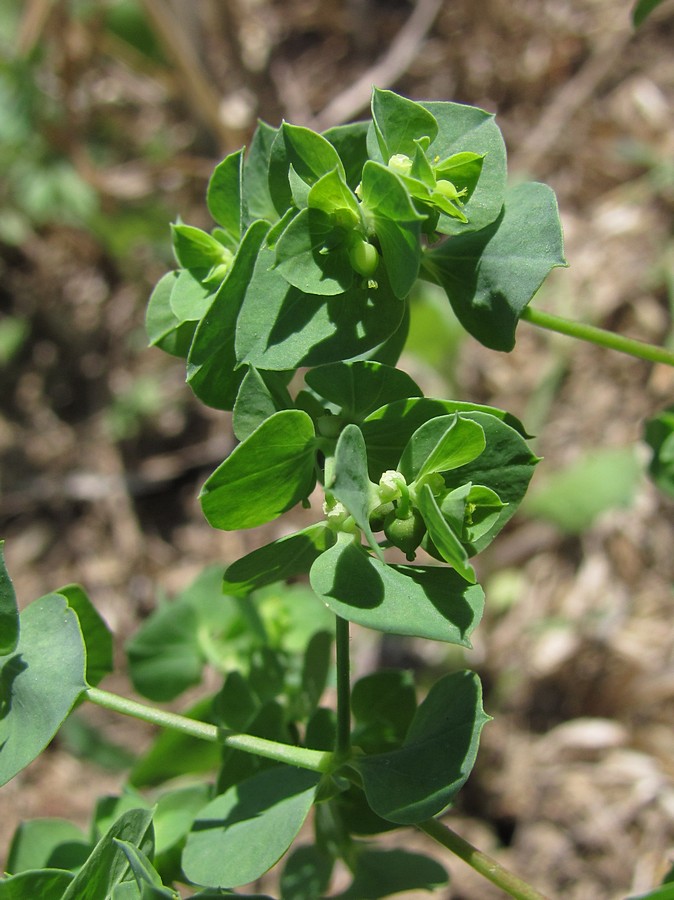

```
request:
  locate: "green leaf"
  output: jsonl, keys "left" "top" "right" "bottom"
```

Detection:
{"left": 308, "top": 167, "right": 361, "bottom": 222}
{"left": 213, "top": 670, "right": 259, "bottom": 731}
{"left": 207, "top": 148, "right": 243, "bottom": 241}
{"left": 232, "top": 367, "right": 293, "bottom": 442}
{"left": 523, "top": 446, "right": 642, "bottom": 533}
{"left": 421, "top": 100, "right": 507, "bottom": 236}
{"left": 330, "top": 424, "right": 382, "bottom": 558}
{"left": 627, "top": 885, "right": 674, "bottom": 900}
{"left": 645, "top": 406, "right": 674, "bottom": 498}
{"left": 0, "top": 541, "right": 19, "bottom": 655}
{"left": 305, "top": 361, "right": 422, "bottom": 421}
{"left": 0, "top": 594, "right": 87, "bottom": 787}
{"left": 275, "top": 207, "right": 353, "bottom": 295}
{"left": 300, "top": 630, "right": 333, "bottom": 715}
{"left": 632, "top": 0, "right": 667, "bottom": 26}
{"left": 333, "top": 847, "right": 448, "bottom": 899}
{"left": 187, "top": 220, "right": 268, "bottom": 411}
{"left": 217, "top": 700, "right": 290, "bottom": 794}
{"left": 361, "top": 161, "right": 424, "bottom": 299}
{"left": 182, "top": 766, "right": 321, "bottom": 888}
{"left": 222, "top": 524, "right": 335, "bottom": 597}
{"left": 0, "top": 870, "right": 74, "bottom": 899}
{"left": 371, "top": 88, "right": 439, "bottom": 160}
{"left": 323, "top": 121, "right": 370, "bottom": 190}
{"left": 169, "top": 269, "right": 214, "bottom": 324}
{"left": 146, "top": 271, "right": 197, "bottom": 359}
{"left": 153, "top": 784, "right": 212, "bottom": 857}
{"left": 351, "top": 670, "right": 417, "bottom": 754}
{"left": 113, "top": 840, "right": 173, "bottom": 896}
{"left": 171, "top": 224, "right": 231, "bottom": 270}
{"left": 417, "top": 485, "right": 476, "bottom": 582}
{"left": 62, "top": 808, "right": 155, "bottom": 900}
{"left": 357, "top": 671, "right": 490, "bottom": 823}
{"left": 242, "top": 121, "right": 280, "bottom": 226}
{"left": 55, "top": 584, "right": 113, "bottom": 688}
{"left": 7, "top": 818, "right": 90, "bottom": 874}
{"left": 398, "top": 414, "right": 486, "bottom": 481}
{"left": 424, "top": 181, "right": 566, "bottom": 351}
{"left": 282, "top": 123, "right": 345, "bottom": 188}
{"left": 200, "top": 410, "right": 316, "bottom": 530}
{"left": 235, "top": 245, "right": 405, "bottom": 371}
{"left": 280, "top": 844, "right": 333, "bottom": 900}
{"left": 310, "top": 536, "right": 484, "bottom": 643}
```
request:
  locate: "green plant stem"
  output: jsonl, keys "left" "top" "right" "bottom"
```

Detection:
{"left": 522, "top": 307, "right": 674, "bottom": 367}
{"left": 335, "top": 616, "right": 352, "bottom": 757}
{"left": 418, "top": 818, "right": 550, "bottom": 900}
{"left": 86, "top": 687, "right": 332, "bottom": 773}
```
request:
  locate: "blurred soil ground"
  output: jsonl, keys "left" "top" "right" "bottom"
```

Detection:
{"left": 1, "top": 1, "right": 674, "bottom": 897}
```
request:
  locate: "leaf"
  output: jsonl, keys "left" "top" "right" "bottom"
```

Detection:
{"left": 424, "top": 181, "right": 566, "bottom": 351}
{"left": 233, "top": 366, "right": 293, "bottom": 442}
{"left": 207, "top": 148, "right": 243, "bottom": 241}
{"left": 330, "top": 424, "right": 382, "bottom": 558}
{"left": 171, "top": 224, "right": 231, "bottom": 270}
{"left": 523, "top": 447, "right": 642, "bottom": 533}
{"left": 310, "top": 536, "right": 484, "bottom": 643}
{"left": 113, "top": 840, "right": 173, "bottom": 895}
{"left": 280, "top": 844, "right": 333, "bottom": 900}
{"left": 146, "top": 271, "right": 196, "bottom": 359}
{"left": 322, "top": 120, "right": 370, "bottom": 190}
{"left": 7, "top": 818, "right": 90, "bottom": 874}
{"left": 242, "top": 121, "right": 280, "bottom": 226}
{"left": 61, "top": 808, "right": 155, "bottom": 900}
{"left": 397, "top": 414, "right": 486, "bottom": 481}
{"left": 356, "top": 671, "right": 490, "bottom": 824}
{"left": 282, "top": 123, "right": 345, "bottom": 188}
{"left": 222, "top": 524, "right": 336, "bottom": 597}
{"left": 275, "top": 207, "right": 353, "bottom": 295}
{"left": 0, "top": 594, "right": 87, "bottom": 787}
{"left": 56, "top": 584, "right": 113, "bottom": 687}
{"left": 370, "top": 87, "right": 439, "bottom": 160}
{"left": 300, "top": 630, "right": 333, "bottom": 715}
{"left": 217, "top": 701, "right": 290, "bottom": 795}
{"left": 308, "top": 167, "right": 361, "bottom": 221}
{"left": 644, "top": 406, "right": 674, "bottom": 498}
{"left": 187, "top": 220, "right": 268, "bottom": 411}
{"left": 0, "top": 541, "right": 18, "bottom": 656}
{"left": 235, "top": 245, "right": 405, "bottom": 372}
{"left": 333, "top": 847, "right": 448, "bottom": 899}
{"left": 351, "top": 670, "right": 417, "bottom": 754}
{"left": 200, "top": 409, "right": 317, "bottom": 530}
{"left": 304, "top": 361, "right": 422, "bottom": 421}
{"left": 417, "top": 485, "right": 476, "bottom": 583}
{"left": 0, "top": 870, "right": 74, "bottom": 899}
{"left": 153, "top": 784, "right": 212, "bottom": 857}
{"left": 182, "top": 766, "right": 321, "bottom": 888}
{"left": 169, "top": 269, "right": 214, "bottom": 324}
{"left": 422, "top": 100, "right": 507, "bottom": 235}
{"left": 361, "top": 161, "right": 424, "bottom": 299}
{"left": 632, "top": 0, "right": 667, "bottom": 26}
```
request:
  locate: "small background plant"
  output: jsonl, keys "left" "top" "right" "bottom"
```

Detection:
{"left": 1, "top": 1, "right": 674, "bottom": 899}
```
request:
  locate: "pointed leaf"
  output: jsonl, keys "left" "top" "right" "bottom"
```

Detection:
{"left": 187, "top": 220, "right": 268, "bottom": 410}
{"left": 242, "top": 121, "right": 280, "bottom": 226}
{"left": 0, "top": 542, "right": 18, "bottom": 655}
{"left": 56, "top": 584, "right": 113, "bottom": 687}
{"left": 222, "top": 524, "right": 335, "bottom": 597}
{"left": 169, "top": 269, "right": 214, "bottom": 323}
{"left": 371, "top": 88, "right": 439, "bottom": 160}
{"left": 280, "top": 844, "right": 333, "bottom": 900}
{"left": 330, "top": 425, "right": 381, "bottom": 558}
{"left": 323, "top": 120, "right": 370, "bottom": 189}
{"left": 424, "top": 181, "right": 566, "bottom": 350}
{"left": 171, "top": 224, "right": 231, "bottom": 270}
{"left": 207, "top": 148, "right": 243, "bottom": 240}
{"left": 357, "top": 671, "right": 490, "bottom": 824}
{"left": 398, "top": 414, "right": 485, "bottom": 481}
{"left": 0, "top": 870, "right": 74, "bottom": 899}
{"left": 0, "top": 594, "right": 87, "bottom": 786}
{"left": 200, "top": 410, "right": 316, "bottom": 530}
{"left": 308, "top": 167, "right": 361, "bottom": 221}
{"left": 275, "top": 207, "right": 353, "bottom": 295}
{"left": 61, "top": 808, "right": 154, "bottom": 900}
{"left": 310, "top": 537, "right": 483, "bottom": 643}
{"left": 146, "top": 271, "right": 196, "bottom": 359}
{"left": 232, "top": 367, "right": 293, "bottom": 442}
{"left": 7, "top": 818, "right": 89, "bottom": 874}
{"left": 416, "top": 485, "right": 476, "bottom": 583}
{"left": 182, "top": 766, "right": 321, "bottom": 888}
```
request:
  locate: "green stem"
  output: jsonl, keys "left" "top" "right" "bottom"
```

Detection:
{"left": 522, "top": 307, "right": 674, "bottom": 367}
{"left": 335, "top": 616, "right": 352, "bottom": 757}
{"left": 86, "top": 687, "right": 332, "bottom": 774}
{"left": 418, "top": 819, "right": 550, "bottom": 900}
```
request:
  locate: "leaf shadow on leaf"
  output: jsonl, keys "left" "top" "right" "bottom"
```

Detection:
{"left": 329, "top": 544, "right": 385, "bottom": 609}
{"left": 0, "top": 654, "right": 28, "bottom": 720}
{"left": 389, "top": 564, "right": 478, "bottom": 637}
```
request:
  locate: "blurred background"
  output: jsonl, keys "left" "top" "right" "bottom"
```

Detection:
{"left": 1, "top": 0, "right": 674, "bottom": 896}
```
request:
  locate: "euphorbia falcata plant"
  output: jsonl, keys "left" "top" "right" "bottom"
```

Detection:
{"left": 2, "top": 87, "right": 673, "bottom": 900}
